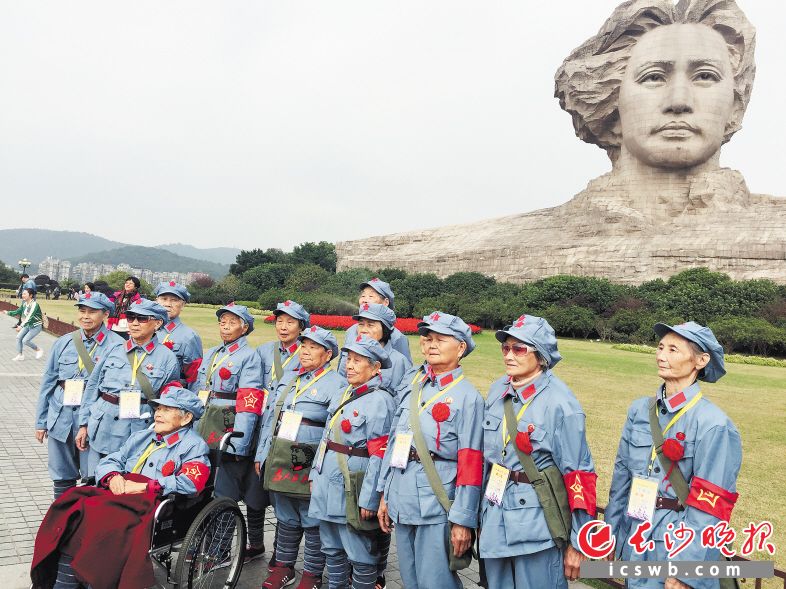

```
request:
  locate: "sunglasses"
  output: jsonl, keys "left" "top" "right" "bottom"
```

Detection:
{"left": 501, "top": 343, "right": 534, "bottom": 356}
{"left": 126, "top": 314, "right": 154, "bottom": 324}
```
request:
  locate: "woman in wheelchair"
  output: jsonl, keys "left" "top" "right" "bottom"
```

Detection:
{"left": 32, "top": 385, "right": 210, "bottom": 589}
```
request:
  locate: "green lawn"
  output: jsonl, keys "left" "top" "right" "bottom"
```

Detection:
{"left": 36, "top": 299, "right": 786, "bottom": 570}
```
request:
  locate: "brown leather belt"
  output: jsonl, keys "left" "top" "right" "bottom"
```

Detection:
{"left": 408, "top": 448, "right": 452, "bottom": 463}
{"left": 656, "top": 496, "right": 684, "bottom": 511}
{"left": 326, "top": 440, "right": 370, "bottom": 458}
{"left": 100, "top": 392, "right": 148, "bottom": 405}
{"left": 212, "top": 392, "right": 237, "bottom": 400}
{"left": 275, "top": 415, "right": 326, "bottom": 428}
{"left": 509, "top": 470, "right": 531, "bottom": 484}
{"left": 57, "top": 380, "right": 66, "bottom": 388}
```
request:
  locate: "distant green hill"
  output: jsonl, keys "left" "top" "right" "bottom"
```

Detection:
{"left": 0, "top": 229, "right": 125, "bottom": 264}
{"left": 156, "top": 243, "right": 240, "bottom": 265}
{"left": 70, "top": 246, "right": 229, "bottom": 277}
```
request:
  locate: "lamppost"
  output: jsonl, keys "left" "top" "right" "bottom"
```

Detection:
{"left": 18, "top": 259, "right": 31, "bottom": 274}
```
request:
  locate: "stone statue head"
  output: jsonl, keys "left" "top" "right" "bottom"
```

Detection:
{"left": 554, "top": 0, "right": 755, "bottom": 169}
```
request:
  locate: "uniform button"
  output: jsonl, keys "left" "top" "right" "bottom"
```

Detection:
{"left": 145, "top": 420, "right": 150, "bottom": 424}
{"left": 149, "top": 462, "right": 154, "bottom": 467}
{"left": 488, "top": 499, "right": 494, "bottom": 506}
{"left": 513, "top": 397, "right": 519, "bottom": 403}
{"left": 661, "top": 408, "right": 668, "bottom": 415}
{"left": 654, "top": 466, "right": 660, "bottom": 473}
{"left": 421, "top": 402, "right": 425, "bottom": 407}
{"left": 519, "top": 498, "right": 526, "bottom": 505}
{"left": 502, "top": 450, "right": 506, "bottom": 457}
{"left": 485, "top": 420, "right": 490, "bottom": 425}
{"left": 114, "top": 416, "right": 119, "bottom": 421}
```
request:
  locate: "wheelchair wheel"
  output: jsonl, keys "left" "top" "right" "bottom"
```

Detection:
{"left": 174, "top": 497, "right": 246, "bottom": 589}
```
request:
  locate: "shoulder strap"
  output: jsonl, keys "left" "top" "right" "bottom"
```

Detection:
{"left": 648, "top": 399, "right": 691, "bottom": 505}
{"left": 273, "top": 347, "right": 284, "bottom": 384}
{"left": 71, "top": 331, "right": 96, "bottom": 375}
{"left": 408, "top": 386, "right": 453, "bottom": 514}
{"left": 503, "top": 397, "right": 545, "bottom": 486}
{"left": 271, "top": 379, "right": 299, "bottom": 434}
{"left": 127, "top": 351, "right": 156, "bottom": 402}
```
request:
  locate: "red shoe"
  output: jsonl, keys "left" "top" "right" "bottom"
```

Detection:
{"left": 263, "top": 565, "right": 296, "bottom": 589}
{"left": 295, "top": 571, "right": 322, "bottom": 589}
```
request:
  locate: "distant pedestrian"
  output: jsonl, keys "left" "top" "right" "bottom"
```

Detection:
{"left": 3, "top": 287, "right": 44, "bottom": 361}
{"left": 107, "top": 276, "right": 142, "bottom": 340}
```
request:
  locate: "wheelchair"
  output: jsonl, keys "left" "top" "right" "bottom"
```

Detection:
{"left": 149, "top": 431, "right": 247, "bottom": 588}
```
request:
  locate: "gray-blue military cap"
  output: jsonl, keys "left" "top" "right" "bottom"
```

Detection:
{"left": 154, "top": 281, "right": 191, "bottom": 302}
{"left": 216, "top": 303, "right": 255, "bottom": 334}
{"left": 496, "top": 314, "right": 562, "bottom": 369}
{"left": 75, "top": 292, "right": 115, "bottom": 314}
{"left": 654, "top": 321, "right": 726, "bottom": 383}
{"left": 417, "top": 311, "right": 475, "bottom": 357}
{"left": 342, "top": 334, "right": 392, "bottom": 369}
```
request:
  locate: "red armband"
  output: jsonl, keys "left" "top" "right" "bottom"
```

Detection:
{"left": 184, "top": 358, "right": 202, "bottom": 383}
{"left": 686, "top": 476, "right": 738, "bottom": 522}
{"left": 367, "top": 435, "right": 388, "bottom": 459}
{"left": 456, "top": 448, "right": 483, "bottom": 486}
{"left": 236, "top": 388, "right": 264, "bottom": 415}
{"left": 563, "top": 470, "right": 598, "bottom": 517}
{"left": 178, "top": 461, "right": 210, "bottom": 494}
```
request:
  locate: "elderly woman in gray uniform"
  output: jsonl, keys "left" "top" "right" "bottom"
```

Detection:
{"left": 338, "top": 303, "right": 412, "bottom": 392}
{"left": 257, "top": 326, "right": 346, "bottom": 589}
{"left": 76, "top": 299, "right": 180, "bottom": 476}
{"left": 154, "top": 281, "right": 203, "bottom": 390}
{"left": 35, "top": 292, "right": 125, "bottom": 498}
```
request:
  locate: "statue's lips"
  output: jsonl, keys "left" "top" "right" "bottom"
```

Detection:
{"left": 653, "top": 121, "right": 700, "bottom": 138}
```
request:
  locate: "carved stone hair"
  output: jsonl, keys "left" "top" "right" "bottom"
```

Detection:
{"left": 554, "top": 0, "right": 756, "bottom": 161}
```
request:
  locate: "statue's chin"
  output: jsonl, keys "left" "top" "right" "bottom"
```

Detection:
{"left": 623, "top": 145, "right": 722, "bottom": 172}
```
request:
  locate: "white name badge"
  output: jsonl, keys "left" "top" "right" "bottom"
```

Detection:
{"left": 314, "top": 440, "right": 327, "bottom": 474}
{"left": 279, "top": 411, "right": 303, "bottom": 442}
{"left": 63, "top": 379, "right": 85, "bottom": 406}
{"left": 484, "top": 463, "right": 510, "bottom": 506}
{"left": 390, "top": 432, "right": 413, "bottom": 469}
{"left": 116, "top": 318, "right": 129, "bottom": 331}
{"left": 626, "top": 475, "right": 659, "bottom": 522}
{"left": 119, "top": 391, "right": 142, "bottom": 419}
{"left": 198, "top": 390, "right": 211, "bottom": 406}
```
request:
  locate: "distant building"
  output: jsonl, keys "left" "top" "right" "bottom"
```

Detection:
{"left": 38, "top": 257, "right": 208, "bottom": 287}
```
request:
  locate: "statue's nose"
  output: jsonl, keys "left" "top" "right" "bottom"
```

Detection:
{"left": 663, "top": 75, "right": 694, "bottom": 115}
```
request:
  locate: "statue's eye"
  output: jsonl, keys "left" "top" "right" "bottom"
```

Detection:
{"left": 694, "top": 71, "right": 720, "bottom": 83}
{"left": 641, "top": 72, "right": 666, "bottom": 84}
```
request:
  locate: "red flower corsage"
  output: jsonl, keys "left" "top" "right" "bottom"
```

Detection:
{"left": 431, "top": 403, "right": 450, "bottom": 422}
{"left": 676, "top": 432, "right": 686, "bottom": 441}
{"left": 219, "top": 367, "right": 232, "bottom": 380}
{"left": 341, "top": 419, "right": 352, "bottom": 433}
{"left": 431, "top": 402, "right": 450, "bottom": 451}
{"left": 516, "top": 431, "right": 533, "bottom": 455}
{"left": 662, "top": 438, "right": 684, "bottom": 461}
{"left": 161, "top": 461, "right": 176, "bottom": 476}
{"left": 163, "top": 340, "right": 175, "bottom": 350}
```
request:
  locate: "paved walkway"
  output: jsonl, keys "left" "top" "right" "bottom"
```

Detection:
{"left": 0, "top": 315, "right": 588, "bottom": 589}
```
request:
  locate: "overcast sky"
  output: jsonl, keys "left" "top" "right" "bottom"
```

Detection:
{"left": 1, "top": 1, "right": 783, "bottom": 252}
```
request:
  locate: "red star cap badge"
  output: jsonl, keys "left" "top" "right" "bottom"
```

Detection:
{"left": 227, "top": 301, "right": 235, "bottom": 306}
{"left": 169, "top": 281, "right": 176, "bottom": 286}
{"left": 284, "top": 300, "right": 291, "bottom": 306}
{"left": 356, "top": 335, "right": 363, "bottom": 342}
{"left": 371, "top": 277, "right": 379, "bottom": 282}
{"left": 362, "top": 303, "right": 370, "bottom": 310}
{"left": 85, "top": 293, "right": 92, "bottom": 299}
{"left": 310, "top": 326, "right": 317, "bottom": 332}
{"left": 431, "top": 312, "right": 441, "bottom": 321}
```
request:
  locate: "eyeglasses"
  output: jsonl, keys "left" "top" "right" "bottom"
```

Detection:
{"left": 126, "top": 314, "right": 154, "bottom": 324}
{"left": 501, "top": 343, "right": 533, "bottom": 356}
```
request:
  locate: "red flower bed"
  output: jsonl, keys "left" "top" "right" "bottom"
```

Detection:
{"left": 264, "top": 314, "right": 481, "bottom": 334}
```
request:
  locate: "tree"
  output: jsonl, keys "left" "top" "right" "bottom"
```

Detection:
{"left": 530, "top": 275, "right": 627, "bottom": 314}
{"left": 190, "top": 274, "right": 215, "bottom": 288}
{"left": 0, "top": 260, "right": 17, "bottom": 283}
{"left": 291, "top": 242, "right": 337, "bottom": 272}
{"left": 230, "top": 248, "right": 288, "bottom": 276}
{"left": 284, "top": 264, "right": 330, "bottom": 293}
{"left": 242, "top": 263, "right": 295, "bottom": 292}
{"left": 542, "top": 305, "right": 598, "bottom": 338}
{"left": 443, "top": 272, "right": 496, "bottom": 296}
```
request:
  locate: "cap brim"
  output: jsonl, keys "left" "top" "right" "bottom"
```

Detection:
{"left": 653, "top": 323, "right": 708, "bottom": 351}
{"left": 155, "top": 289, "right": 186, "bottom": 300}
{"left": 75, "top": 301, "right": 107, "bottom": 310}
